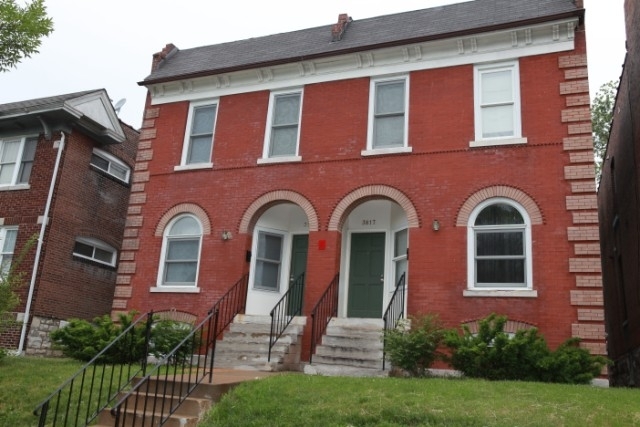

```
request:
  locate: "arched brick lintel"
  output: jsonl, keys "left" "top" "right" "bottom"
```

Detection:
{"left": 154, "top": 203, "right": 212, "bottom": 236}
{"left": 238, "top": 190, "right": 319, "bottom": 234}
{"left": 456, "top": 186, "right": 544, "bottom": 226}
{"left": 328, "top": 185, "right": 420, "bottom": 231}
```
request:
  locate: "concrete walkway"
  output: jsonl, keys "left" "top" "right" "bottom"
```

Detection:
{"left": 204, "top": 368, "right": 281, "bottom": 385}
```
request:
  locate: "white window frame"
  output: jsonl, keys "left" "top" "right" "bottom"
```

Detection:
{"left": 251, "top": 229, "right": 285, "bottom": 292}
{"left": 363, "top": 75, "right": 412, "bottom": 156}
{"left": 471, "top": 61, "right": 527, "bottom": 147}
{"left": 90, "top": 148, "right": 131, "bottom": 183}
{"left": 0, "top": 226, "right": 18, "bottom": 277}
{"left": 153, "top": 214, "right": 203, "bottom": 292}
{"left": 465, "top": 198, "right": 536, "bottom": 297}
{"left": 176, "top": 99, "right": 218, "bottom": 170}
{"left": 0, "top": 135, "right": 38, "bottom": 190}
{"left": 72, "top": 237, "right": 117, "bottom": 267}
{"left": 392, "top": 228, "right": 408, "bottom": 288}
{"left": 258, "top": 89, "right": 303, "bottom": 164}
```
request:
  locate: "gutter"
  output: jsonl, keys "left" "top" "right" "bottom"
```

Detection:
{"left": 16, "top": 131, "right": 66, "bottom": 355}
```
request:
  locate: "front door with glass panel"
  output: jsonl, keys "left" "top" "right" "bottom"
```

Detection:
{"left": 347, "top": 232, "right": 385, "bottom": 318}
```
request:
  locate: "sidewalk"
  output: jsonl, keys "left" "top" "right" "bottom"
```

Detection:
{"left": 205, "top": 368, "right": 280, "bottom": 385}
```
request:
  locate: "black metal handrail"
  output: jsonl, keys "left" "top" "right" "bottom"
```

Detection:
{"left": 268, "top": 273, "right": 305, "bottom": 362}
{"left": 111, "top": 309, "right": 217, "bottom": 426}
{"left": 382, "top": 272, "right": 406, "bottom": 370}
{"left": 309, "top": 273, "right": 340, "bottom": 364}
{"left": 33, "top": 312, "right": 154, "bottom": 427}
{"left": 110, "top": 273, "right": 249, "bottom": 426}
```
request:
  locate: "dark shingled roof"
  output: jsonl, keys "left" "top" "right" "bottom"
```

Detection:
{"left": 0, "top": 90, "right": 102, "bottom": 116}
{"left": 142, "top": 0, "right": 582, "bottom": 85}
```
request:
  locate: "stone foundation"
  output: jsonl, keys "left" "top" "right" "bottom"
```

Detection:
{"left": 25, "top": 316, "right": 66, "bottom": 357}
{"left": 609, "top": 347, "right": 640, "bottom": 387}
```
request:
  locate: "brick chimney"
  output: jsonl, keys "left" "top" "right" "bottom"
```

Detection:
{"left": 151, "top": 43, "right": 178, "bottom": 72}
{"left": 573, "top": 0, "right": 584, "bottom": 8}
{"left": 331, "top": 13, "right": 352, "bottom": 42}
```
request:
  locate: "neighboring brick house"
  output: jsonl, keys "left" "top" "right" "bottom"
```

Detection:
{"left": 598, "top": 0, "right": 640, "bottom": 387}
{"left": 115, "top": 0, "right": 605, "bottom": 371}
{"left": 0, "top": 90, "right": 139, "bottom": 355}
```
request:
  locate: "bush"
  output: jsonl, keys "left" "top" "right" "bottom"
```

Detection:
{"left": 51, "top": 311, "right": 146, "bottom": 363}
{"left": 444, "top": 313, "right": 609, "bottom": 384}
{"left": 384, "top": 314, "right": 446, "bottom": 377}
{"left": 149, "top": 319, "right": 199, "bottom": 365}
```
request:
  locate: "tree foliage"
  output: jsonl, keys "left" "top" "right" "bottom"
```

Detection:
{"left": 0, "top": 0, "right": 53, "bottom": 72}
{"left": 592, "top": 80, "right": 618, "bottom": 182}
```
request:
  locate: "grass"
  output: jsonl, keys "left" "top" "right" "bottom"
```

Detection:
{"left": 0, "top": 356, "right": 83, "bottom": 426}
{"left": 202, "top": 374, "right": 640, "bottom": 427}
{"left": 3, "top": 357, "right": 640, "bottom": 427}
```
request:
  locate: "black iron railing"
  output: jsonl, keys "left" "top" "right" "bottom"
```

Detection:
{"left": 110, "top": 273, "right": 249, "bottom": 426}
{"left": 382, "top": 272, "right": 406, "bottom": 370}
{"left": 33, "top": 312, "right": 154, "bottom": 427}
{"left": 309, "top": 273, "right": 340, "bottom": 364}
{"left": 268, "top": 273, "right": 305, "bottom": 362}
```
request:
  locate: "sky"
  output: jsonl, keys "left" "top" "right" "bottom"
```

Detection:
{"left": 1, "top": 0, "right": 627, "bottom": 128}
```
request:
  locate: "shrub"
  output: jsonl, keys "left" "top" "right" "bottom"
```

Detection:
{"left": 149, "top": 319, "right": 198, "bottom": 365}
{"left": 51, "top": 311, "right": 146, "bottom": 363}
{"left": 538, "top": 338, "right": 610, "bottom": 384}
{"left": 384, "top": 314, "right": 446, "bottom": 377}
{"left": 444, "top": 313, "right": 609, "bottom": 384}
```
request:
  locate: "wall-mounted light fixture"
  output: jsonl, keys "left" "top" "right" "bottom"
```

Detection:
{"left": 221, "top": 230, "right": 233, "bottom": 240}
{"left": 432, "top": 219, "right": 440, "bottom": 231}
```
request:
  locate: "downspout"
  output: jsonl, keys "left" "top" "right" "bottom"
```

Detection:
{"left": 16, "top": 131, "right": 66, "bottom": 355}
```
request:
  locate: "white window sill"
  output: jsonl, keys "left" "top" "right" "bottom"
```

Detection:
{"left": 463, "top": 289, "right": 537, "bottom": 298}
{"left": 174, "top": 163, "right": 213, "bottom": 172}
{"left": 257, "top": 156, "right": 302, "bottom": 165}
{"left": 361, "top": 146, "right": 412, "bottom": 157}
{"left": 0, "top": 184, "right": 30, "bottom": 191}
{"left": 150, "top": 286, "right": 201, "bottom": 293}
{"left": 469, "top": 137, "right": 527, "bottom": 148}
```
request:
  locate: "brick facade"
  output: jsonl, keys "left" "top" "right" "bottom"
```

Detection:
{"left": 597, "top": 0, "right": 640, "bottom": 387}
{"left": 116, "top": 4, "right": 605, "bottom": 368}
{"left": 0, "top": 92, "right": 139, "bottom": 354}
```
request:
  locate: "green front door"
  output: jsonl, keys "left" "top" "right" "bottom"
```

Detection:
{"left": 287, "top": 234, "right": 308, "bottom": 315}
{"left": 347, "top": 232, "right": 385, "bottom": 318}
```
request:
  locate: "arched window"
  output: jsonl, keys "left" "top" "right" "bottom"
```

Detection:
{"left": 467, "top": 198, "right": 533, "bottom": 290}
{"left": 157, "top": 214, "right": 202, "bottom": 288}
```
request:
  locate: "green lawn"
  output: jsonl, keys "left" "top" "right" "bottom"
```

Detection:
{"left": 203, "top": 374, "right": 640, "bottom": 427}
{"left": 0, "top": 356, "right": 83, "bottom": 426}
{"left": 2, "top": 357, "right": 640, "bottom": 427}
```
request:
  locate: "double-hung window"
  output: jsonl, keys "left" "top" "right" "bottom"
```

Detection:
{"left": 158, "top": 215, "right": 202, "bottom": 287}
{"left": 393, "top": 228, "right": 408, "bottom": 287}
{"left": 73, "top": 237, "right": 117, "bottom": 267}
{"left": 178, "top": 100, "right": 218, "bottom": 169}
{"left": 261, "top": 90, "right": 303, "bottom": 163}
{"left": 364, "top": 76, "right": 410, "bottom": 155}
{"left": 0, "top": 136, "right": 37, "bottom": 188}
{"left": 253, "top": 231, "right": 284, "bottom": 291}
{"left": 467, "top": 199, "right": 533, "bottom": 291}
{"left": 90, "top": 148, "right": 131, "bottom": 183}
{"left": 0, "top": 227, "right": 18, "bottom": 277}
{"left": 472, "top": 61, "right": 526, "bottom": 146}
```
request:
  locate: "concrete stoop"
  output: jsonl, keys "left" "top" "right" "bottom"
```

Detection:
{"left": 213, "top": 314, "right": 307, "bottom": 372}
{"left": 94, "top": 379, "right": 236, "bottom": 427}
{"left": 305, "top": 317, "right": 388, "bottom": 378}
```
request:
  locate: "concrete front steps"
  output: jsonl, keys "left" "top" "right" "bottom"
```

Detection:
{"left": 94, "top": 378, "right": 236, "bottom": 427}
{"left": 213, "top": 314, "right": 306, "bottom": 371}
{"left": 304, "top": 317, "right": 388, "bottom": 377}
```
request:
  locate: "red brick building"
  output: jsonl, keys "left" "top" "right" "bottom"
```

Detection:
{"left": 115, "top": 0, "right": 605, "bottom": 372}
{"left": 0, "top": 90, "right": 139, "bottom": 355}
{"left": 598, "top": 0, "right": 640, "bottom": 387}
